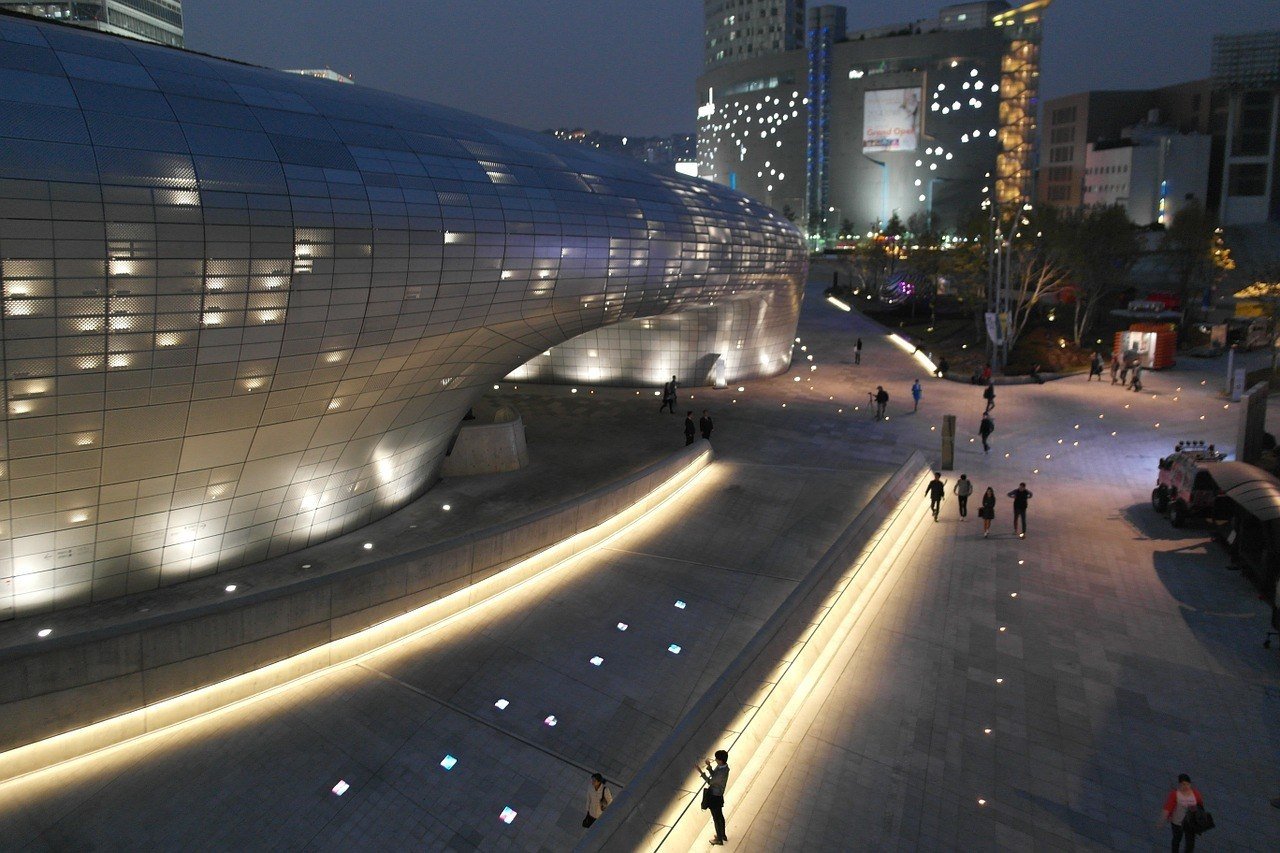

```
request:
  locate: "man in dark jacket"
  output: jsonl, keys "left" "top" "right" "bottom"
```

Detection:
{"left": 684, "top": 411, "right": 696, "bottom": 446}
{"left": 979, "top": 413, "right": 994, "bottom": 453}
{"left": 874, "top": 385, "right": 889, "bottom": 420}
{"left": 1008, "top": 482, "right": 1032, "bottom": 537}
{"left": 983, "top": 381, "right": 996, "bottom": 413}
{"left": 699, "top": 410, "right": 714, "bottom": 440}
{"left": 925, "top": 472, "right": 946, "bottom": 521}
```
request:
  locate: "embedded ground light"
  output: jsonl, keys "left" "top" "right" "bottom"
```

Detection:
{"left": 668, "top": 644, "right": 682, "bottom": 654}
{"left": 332, "top": 780, "right": 350, "bottom": 796}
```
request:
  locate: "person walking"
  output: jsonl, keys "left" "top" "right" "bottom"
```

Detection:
{"left": 669, "top": 375, "right": 679, "bottom": 409}
{"left": 1008, "top": 482, "right": 1032, "bottom": 538}
{"left": 983, "top": 381, "right": 996, "bottom": 413}
{"left": 854, "top": 337, "right": 862, "bottom": 365}
{"left": 911, "top": 379, "right": 923, "bottom": 412}
{"left": 979, "top": 412, "right": 995, "bottom": 454}
{"left": 979, "top": 487, "right": 996, "bottom": 537}
{"left": 659, "top": 380, "right": 675, "bottom": 413}
{"left": 1089, "top": 351, "right": 1104, "bottom": 381}
{"left": 1130, "top": 363, "right": 1143, "bottom": 392}
{"left": 1159, "top": 773, "right": 1205, "bottom": 852}
{"left": 1109, "top": 353, "right": 1120, "bottom": 384}
{"left": 699, "top": 409, "right": 714, "bottom": 440}
{"left": 954, "top": 474, "right": 973, "bottom": 520}
{"left": 935, "top": 356, "right": 949, "bottom": 378}
{"left": 684, "top": 411, "right": 696, "bottom": 446}
{"left": 697, "top": 749, "right": 731, "bottom": 846}
{"left": 925, "top": 472, "right": 946, "bottom": 521}
{"left": 582, "top": 772, "right": 613, "bottom": 828}
{"left": 874, "top": 385, "right": 889, "bottom": 420}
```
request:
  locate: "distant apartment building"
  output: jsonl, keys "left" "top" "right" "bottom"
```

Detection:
{"left": 705, "top": 0, "right": 805, "bottom": 70}
{"left": 283, "top": 69, "right": 355, "bottom": 84}
{"left": 0, "top": 1, "right": 182, "bottom": 46}
{"left": 1213, "top": 30, "right": 1280, "bottom": 224}
{"left": 545, "top": 129, "right": 698, "bottom": 174}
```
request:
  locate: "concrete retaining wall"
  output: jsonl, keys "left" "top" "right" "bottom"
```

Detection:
{"left": 0, "top": 443, "right": 713, "bottom": 783}
{"left": 578, "top": 450, "right": 931, "bottom": 852}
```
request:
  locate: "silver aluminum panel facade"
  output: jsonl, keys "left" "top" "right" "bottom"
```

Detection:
{"left": 0, "top": 15, "right": 805, "bottom": 618}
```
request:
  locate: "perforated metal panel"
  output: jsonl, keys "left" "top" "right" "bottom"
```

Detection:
{"left": 0, "top": 15, "right": 805, "bottom": 619}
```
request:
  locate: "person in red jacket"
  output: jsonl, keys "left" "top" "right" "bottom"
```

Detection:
{"left": 1159, "top": 773, "right": 1205, "bottom": 852}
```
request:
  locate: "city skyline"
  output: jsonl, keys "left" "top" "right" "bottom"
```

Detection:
{"left": 178, "top": 1, "right": 1277, "bottom": 136}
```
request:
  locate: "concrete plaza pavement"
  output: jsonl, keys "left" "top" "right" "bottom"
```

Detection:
{"left": 3, "top": 264, "right": 1280, "bottom": 851}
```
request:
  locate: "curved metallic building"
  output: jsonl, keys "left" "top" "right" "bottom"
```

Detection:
{"left": 0, "top": 14, "right": 805, "bottom": 618}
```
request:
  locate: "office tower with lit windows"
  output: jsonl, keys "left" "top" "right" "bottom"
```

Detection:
{"left": 697, "top": 1, "right": 1050, "bottom": 248}
{"left": 705, "top": 0, "right": 805, "bottom": 70}
{"left": 0, "top": 0, "right": 182, "bottom": 46}
{"left": 1213, "top": 30, "right": 1280, "bottom": 224}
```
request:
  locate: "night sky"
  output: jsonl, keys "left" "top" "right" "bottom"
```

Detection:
{"left": 187, "top": 1, "right": 1272, "bottom": 136}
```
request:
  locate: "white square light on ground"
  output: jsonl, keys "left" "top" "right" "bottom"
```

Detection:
{"left": 589, "top": 656, "right": 603, "bottom": 666}
{"left": 499, "top": 806, "right": 517, "bottom": 824}
{"left": 617, "top": 622, "right": 628, "bottom": 631}
{"left": 668, "top": 644, "right": 682, "bottom": 654}
{"left": 440, "top": 755, "right": 457, "bottom": 770}
{"left": 494, "top": 698, "right": 509, "bottom": 710}
{"left": 331, "top": 780, "right": 350, "bottom": 796}
{"left": 544, "top": 715, "right": 558, "bottom": 726}
{"left": 674, "top": 600, "right": 687, "bottom": 609}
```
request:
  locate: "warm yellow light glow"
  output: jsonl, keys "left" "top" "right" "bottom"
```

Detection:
{"left": 887, "top": 333, "right": 938, "bottom": 374}
{"left": 0, "top": 448, "right": 713, "bottom": 786}
{"left": 826, "top": 295, "right": 851, "bottom": 312}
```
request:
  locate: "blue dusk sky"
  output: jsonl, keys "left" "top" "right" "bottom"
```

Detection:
{"left": 187, "top": 1, "right": 1274, "bottom": 136}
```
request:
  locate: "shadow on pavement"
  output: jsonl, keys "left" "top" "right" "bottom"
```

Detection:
{"left": 1118, "top": 503, "right": 1221, "bottom": 542}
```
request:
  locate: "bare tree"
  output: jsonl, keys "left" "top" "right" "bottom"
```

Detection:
{"left": 1005, "top": 243, "right": 1070, "bottom": 353}
{"left": 1039, "top": 205, "right": 1141, "bottom": 345}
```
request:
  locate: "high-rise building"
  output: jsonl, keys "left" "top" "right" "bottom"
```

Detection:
{"left": 1213, "top": 30, "right": 1280, "bottom": 224}
{"left": 697, "top": 1, "right": 1050, "bottom": 247}
{"left": 704, "top": 0, "right": 805, "bottom": 71}
{"left": 0, "top": 1, "right": 182, "bottom": 46}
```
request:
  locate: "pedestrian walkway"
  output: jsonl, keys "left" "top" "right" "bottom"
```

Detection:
{"left": 3, "top": 265, "right": 1279, "bottom": 850}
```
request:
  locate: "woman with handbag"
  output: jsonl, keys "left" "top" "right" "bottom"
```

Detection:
{"left": 979, "top": 487, "right": 996, "bottom": 538}
{"left": 582, "top": 772, "right": 612, "bottom": 828}
{"left": 1159, "top": 773, "right": 1207, "bottom": 852}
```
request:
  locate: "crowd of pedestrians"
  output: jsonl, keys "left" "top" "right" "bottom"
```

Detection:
{"left": 923, "top": 473, "right": 1032, "bottom": 538}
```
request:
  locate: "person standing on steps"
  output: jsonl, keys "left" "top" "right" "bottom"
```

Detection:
{"left": 659, "top": 379, "right": 675, "bottom": 413}
{"left": 925, "top": 472, "right": 946, "bottom": 521}
{"left": 874, "top": 385, "right": 889, "bottom": 420}
{"left": 979, "top": 487, "right": 996, "bottom": 537}
{"left": 954, "top": 474, "right": 972, "bottom": 520}
{"left": 697, "top": 750, "right": 731, "bottom": 846}
{"left": 699, "top": 409, "right": 714, "bottom": 441}
{"left": 854, "top": 337, "right": 862, "bottom": 365}
{"left": 983, "top": 381, "right": 996, "bottom": 413}
{"left": 979, "top": 412, "right": 995, "bottom": 454}
{"left": 911, "top": 379, "right": 922, "bottom": 412}
{"left": 684, "top": 411, "right": 696, "bottom": 446}
{"left": 1008, "top": 482, "right": 1032, "bottom": 538}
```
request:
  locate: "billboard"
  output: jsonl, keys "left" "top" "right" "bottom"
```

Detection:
{"left": 863, "top": 88, "right": 921, "bottom": 153}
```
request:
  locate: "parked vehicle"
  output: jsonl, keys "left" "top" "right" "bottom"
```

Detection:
{"left": 1152, "top": 441, "right": 1225, "bottom": 527}
{"left": 1153, "top": 442, "right": 1280, "bottom": 634}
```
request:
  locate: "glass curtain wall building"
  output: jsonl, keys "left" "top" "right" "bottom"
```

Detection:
{"left": 0, "top": 12, "right": 805, "bottom": 617}
{"left": 0, "top": 1, "right": 182, "bottom": 46}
